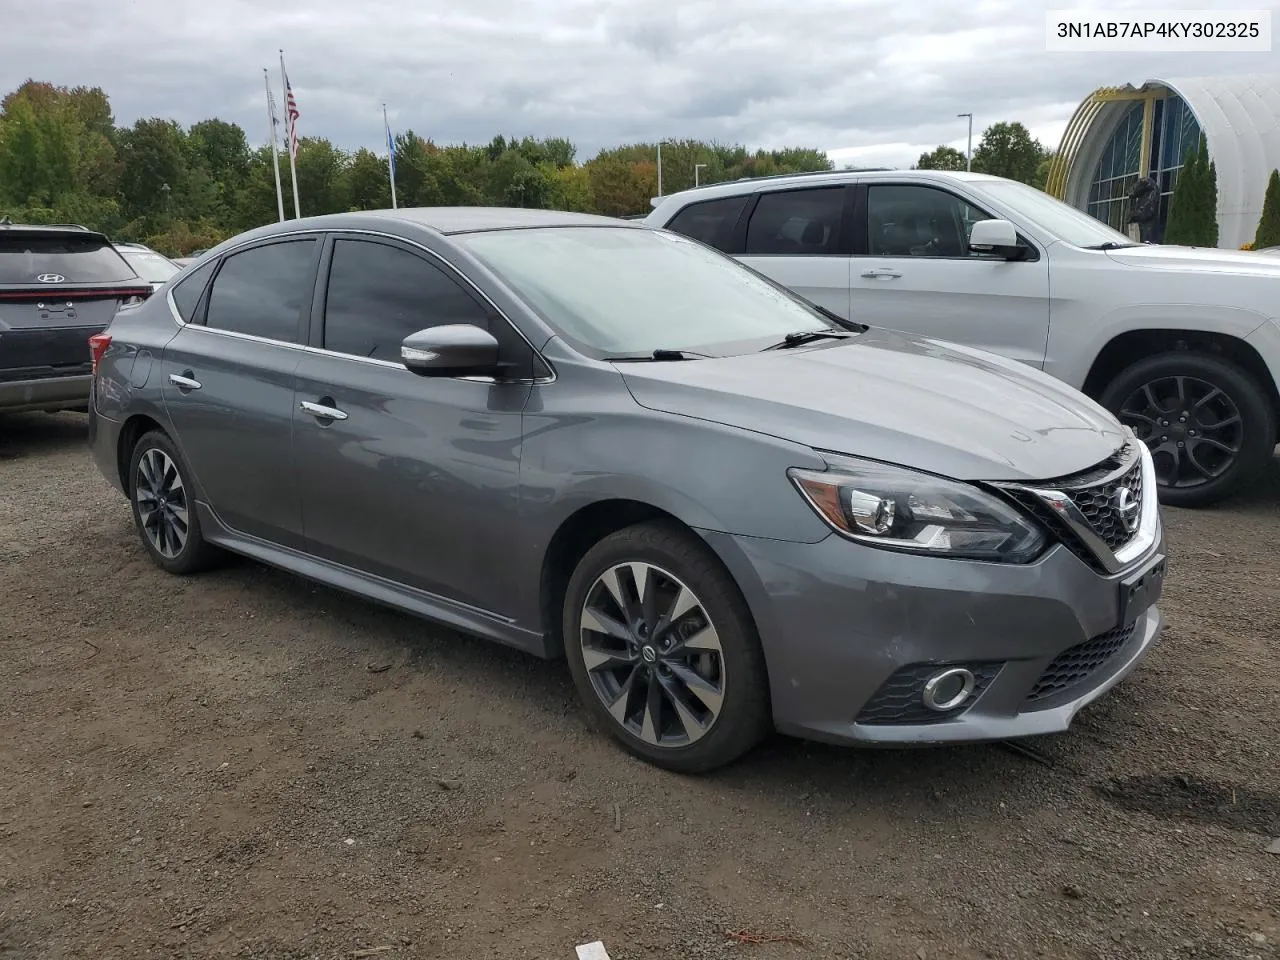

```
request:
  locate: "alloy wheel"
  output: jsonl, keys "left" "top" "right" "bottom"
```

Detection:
{"left": 579, "top": 561, "right": 726, "bottom": 748}
{"left": 1117, "top": 375, "right": 1244, "bottom": 489}
{"left": 135, "top": 448, "right": 190, "bottom": 559}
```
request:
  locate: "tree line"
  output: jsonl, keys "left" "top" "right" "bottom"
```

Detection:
{"left": 912, "top": 123, "right": 1055, "bottom": 188}
{"left": 0, "top": 80, "right": 838, "bottom": 256}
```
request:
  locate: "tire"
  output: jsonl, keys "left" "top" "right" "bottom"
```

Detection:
{"left": 1099, "top": 351, "right": 1277, "bottom": 508}
{"left": 562, "top": 521, "right": 772, "bottom": 774}
{"left": 127, "top": 429, "right": 222, "bottom": 574}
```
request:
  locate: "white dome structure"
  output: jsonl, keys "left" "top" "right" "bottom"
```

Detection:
{"left": 1045, "top": 75, "right": 1280, "bottom": 249}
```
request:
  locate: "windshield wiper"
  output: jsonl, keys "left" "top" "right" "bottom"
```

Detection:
{"left": 761, "top": 329, "right": 854, "bottom": 351}
{"left": 606, "top": 348, "right": 708, "bottom": 362}
{"left": 811, "top": 304, "right": 869, "bottom": 332}
{"left": 1084, "top": 241, "right": 1140, "bottom": 250}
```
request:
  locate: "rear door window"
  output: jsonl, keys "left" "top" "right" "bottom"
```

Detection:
{"left": 204, "top": 239, "right": 317, "bottom": 343}
{"left": 744, "top": 187, "right": 847, "bottom": 256}
{"left": 0, "top": 234, "right": 138, "bottom": 284}
{"left": 664, "top": 196, "right": 749, "bottom": 252}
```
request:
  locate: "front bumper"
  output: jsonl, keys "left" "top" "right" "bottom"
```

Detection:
{"left": 0, "top": 374, "right": 91, "bottom": 413}
{"left": 701, "top": 527, "right": 1166, "bottom": 747}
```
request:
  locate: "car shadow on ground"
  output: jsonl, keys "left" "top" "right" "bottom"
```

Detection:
{"left": 0, "top": 411, "right": 88, "bottom": 459}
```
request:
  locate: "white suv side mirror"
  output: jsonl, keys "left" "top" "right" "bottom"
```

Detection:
{"left": 968, "top": 218, "right": 1019, "bottom": 252}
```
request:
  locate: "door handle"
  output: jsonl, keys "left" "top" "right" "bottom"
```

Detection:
{"left": 168, "top": 372, "right": 202, "bottom": 391}
{"left": 300, "top": 399, "right": 348, "bottom": 422}
{"left": 860, "top": 268, "right": 902, "bottom": 279}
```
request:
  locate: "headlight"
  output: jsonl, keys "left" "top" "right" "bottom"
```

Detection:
{"left": 788, "top": 454, "right": 1046, "bottom": 563}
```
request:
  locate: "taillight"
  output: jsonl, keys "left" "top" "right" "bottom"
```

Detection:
{"left": 88, "top": 333, "right": 112, "bottom": 375}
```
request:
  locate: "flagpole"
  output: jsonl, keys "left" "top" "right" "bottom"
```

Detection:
{"left": 263, "top": 69, "right": 285, "bottom": 222}
{"left": 383, "top": 103, "right": 398, "bottom": 209}
{"left": 280, "top": 49, "right": 301, "bottom": 219}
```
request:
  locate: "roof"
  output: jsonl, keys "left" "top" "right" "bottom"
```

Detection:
{"left": 0, "top": 221, "right": 106, "bottom": 241}
{"left": 647, "top": 168, "right": 1007, "bottom": 211}
{"left": 363, "top": 206, "right": 629, "bottom": 234}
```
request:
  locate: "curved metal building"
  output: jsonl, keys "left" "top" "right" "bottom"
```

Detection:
{"left": 1045, "top": 75, "right": 1280, "bottom": 248}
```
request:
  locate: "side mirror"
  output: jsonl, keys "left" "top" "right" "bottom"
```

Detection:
{"left": 401, "top": 324, "right": 501, "bottom": 377}
{"left": 968, "top": 218, "right": 1021, "bottom": 258}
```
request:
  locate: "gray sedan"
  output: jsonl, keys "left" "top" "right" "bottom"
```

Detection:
{"left": 87, "top": 208, "right": 1166, "bottom": 772}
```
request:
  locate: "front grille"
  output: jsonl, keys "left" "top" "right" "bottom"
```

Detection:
{"left": 1023, "top": 623, "right": 1136, "bottom": 708}
{"left": 1002, "top": 442, "right": 1145, "bottom": 568}
{"left": 1061, "top": 452, "right": 1144, "bottom": 551}
{"left": 856, "top": 661, "right": 1003, "bottom": 725}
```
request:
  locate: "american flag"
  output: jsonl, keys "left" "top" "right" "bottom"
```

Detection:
{"left": 284, "top": 72, "right": 300, "bottom": 159}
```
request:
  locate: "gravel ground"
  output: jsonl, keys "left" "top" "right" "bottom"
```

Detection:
{"left": 1, "top": 411, "right": 1278, "bottom": 960}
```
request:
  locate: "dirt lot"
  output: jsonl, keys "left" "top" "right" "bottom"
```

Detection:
{"left": 1, "top": 411, "right": 1278, "bottom": 960}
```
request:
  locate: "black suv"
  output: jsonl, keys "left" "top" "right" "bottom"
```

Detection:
{"left": 0, "top": 221, "right": 153, "bottom": 414}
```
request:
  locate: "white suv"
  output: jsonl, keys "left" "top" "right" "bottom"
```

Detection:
{"left": 645, "top": 169, "right": 1280, "bottom": 507}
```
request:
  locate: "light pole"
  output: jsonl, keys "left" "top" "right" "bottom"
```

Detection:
{"left": 656, "top": 138, "right": 673, "bottom": 197}
{"left": 957, "top": 112, "right": 973, "bottom": 171}
{"left": 695, "top": 163, "right": 707, "bottom": 187}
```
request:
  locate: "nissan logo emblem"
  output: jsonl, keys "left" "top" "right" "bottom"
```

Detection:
{"left": 36, "top": 273, "right": 65, "bottom": 283}
{"left": 1116, "top": 487, "right": 1140, "bottom": 533}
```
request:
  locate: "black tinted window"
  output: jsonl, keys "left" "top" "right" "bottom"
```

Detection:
{"left": 664, "top": 196, "right": 748, "bottom": 251}
{"left": 169, "top": 259, "right": 216, "bottom": 322}
{"left": 744, "top": 187, "right": 846, "bottom": 256}
{"left": 867, "top": 185, "right": 997, "bottom": 258}
{"left": 204, "top": 240, "right": 316, "bottom": 342}
{"left": 322, "top": 239, "right": 489, "bottom": 360}
{"left": 0, "top": 234, "right": 137, "bottom": 284}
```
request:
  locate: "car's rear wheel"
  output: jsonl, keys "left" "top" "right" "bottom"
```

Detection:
{"left": 1100, "top": 352, "right": 1276, "bottom": 508}
{"left": 128, "top": 430, "right": 221, "bottom": 574}
{"left": 563, "top": 521, "right": 771, "bottom": 773}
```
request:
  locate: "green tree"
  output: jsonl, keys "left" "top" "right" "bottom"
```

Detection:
{"left": 1165, "top": 135, "right": 1218, "bottom": 247}
{"left": 116, "top": 117, "right": 189, "bottom": 226}
{"left": 347, "top": 147, "right": 392, "bottom": 210}
{"left": 971, "top": 122, "right": 1047, "bottom": 184}
{"left": 915, "top": 145, "right": 967, "bottom": 171}
{"left": 289, "top": 137, "right": 350, "bottom": 216}
{"left": 1253, "top": 169, "right": 1280, "bottom": 249}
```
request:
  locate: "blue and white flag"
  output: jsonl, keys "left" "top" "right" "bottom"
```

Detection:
{"left": 383, "top": 104, "right": 398, "bottom": 209}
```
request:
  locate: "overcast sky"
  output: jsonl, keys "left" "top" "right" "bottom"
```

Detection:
{"left": 1, "top": 0, "right": 1275, "bottom": 168}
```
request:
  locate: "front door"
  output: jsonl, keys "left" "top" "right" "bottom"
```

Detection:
{"left": 292, "top": 235, "right": 533, "bottom": 618}
{"left": 735, "top": 185, "right": 854, "bottom": 321}
{"left": 160, "top": 237, "right": 320, "bottom": 547}
{"left": 848, "top": 182, "right": 1051, "bottom": 368}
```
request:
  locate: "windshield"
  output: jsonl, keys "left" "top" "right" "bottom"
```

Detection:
{"left": 979, "top": 179, "right": 1137, "bottom": 249}
{"left": 0, "top": 235, "right": 138, "bottom": 284}
{"left": 456, "top": 226, "right": 842, "bottom": 357}
{"left": 120, "top": 248, "right": 180, "bottom": 283}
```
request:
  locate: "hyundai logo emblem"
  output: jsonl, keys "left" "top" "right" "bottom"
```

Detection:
{"left": 1116, "top": 487, "right": 1140, "bottom": 533}
{"left": 36, "top": 273, "right": 65, "bottom": 283}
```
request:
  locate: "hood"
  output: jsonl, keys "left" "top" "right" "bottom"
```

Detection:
{"left": 1105, "top": 243, "right": 1280, "bottom": 277}
{"left": 618, "top": 329, "right": 1126, "bottom": 482}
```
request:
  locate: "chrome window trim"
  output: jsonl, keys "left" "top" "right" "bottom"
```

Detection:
{"left": 164, "top": 226, "right": 557, "bottom": 386}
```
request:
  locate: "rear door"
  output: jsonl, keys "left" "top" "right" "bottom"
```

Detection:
{"left": 160, "top": 236, "right": 320, "bottom": 548}
{"left": 0, "top": 230, "right": 150, "bottom": 395}
{"left": 735, "top": 185, "right": 855, "bottom": 321}
{"left": 848, "top": 181, "right": 1051, "bottom": 367}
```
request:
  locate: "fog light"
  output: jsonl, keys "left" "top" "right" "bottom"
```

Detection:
{"left": 921, "top": 667, "right": 976, "bottom": 712}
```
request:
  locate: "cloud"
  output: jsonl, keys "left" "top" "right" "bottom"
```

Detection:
{"left": 1, "top": 0, "right": 1275, "bottom": 167}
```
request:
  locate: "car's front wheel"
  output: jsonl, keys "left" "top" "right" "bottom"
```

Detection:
{"left": 563, "top": 521, "right": 771, "bottom": 773}
{"left": 127, "top": 430, "right": 222, "bottom": 574}
{"left": 1100, "top": 352, "right": 1277, "bottom": 508}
